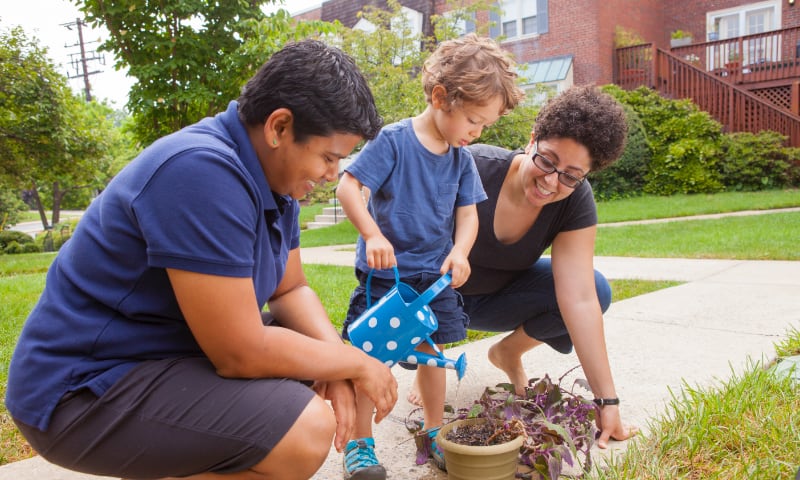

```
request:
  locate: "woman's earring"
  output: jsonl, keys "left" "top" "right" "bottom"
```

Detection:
{"left": 272, "top": 138, "right": 278, "bottom": 146}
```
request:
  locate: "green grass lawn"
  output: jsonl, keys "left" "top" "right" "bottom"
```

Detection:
{"left": 2, "top": 189, "right": 799, "bottom": 473}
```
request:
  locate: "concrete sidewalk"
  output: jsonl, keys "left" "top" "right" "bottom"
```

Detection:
{"left": 2, "top": 251, "right": 799, "bottom": 479}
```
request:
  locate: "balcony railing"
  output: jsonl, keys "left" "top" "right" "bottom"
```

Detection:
{"left": 614, "top": 43, "right": 800, "bottom": 147}
{"left": 670, "top": 26, "right": 800, "bottom": 85}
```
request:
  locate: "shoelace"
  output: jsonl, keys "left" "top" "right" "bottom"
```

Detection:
{"left": 345, "top": 439, "right": 379, "bottom": 472}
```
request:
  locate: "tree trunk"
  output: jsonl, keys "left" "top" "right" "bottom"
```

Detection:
{"left": 51, "top": 181, "right": 65, "bottom": 225}
{"left": 30, "top": 180, "right": 50, "bottom": 230}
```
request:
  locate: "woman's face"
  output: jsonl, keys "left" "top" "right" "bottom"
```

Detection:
{"left": 271, "top": 132, "right": 362, "bottom": 200}
{"left": 518, "top": 137, "right": 591, "bottom": 208}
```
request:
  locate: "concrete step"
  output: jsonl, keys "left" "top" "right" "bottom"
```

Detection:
{"left": 306, "top": 221, "right": 345, "bottom": 229}
{"left": 313, "top": 214, "right": 346, "bottom": 223}
{"left": 321, "top": 206, "right": 344, "bottom": 215}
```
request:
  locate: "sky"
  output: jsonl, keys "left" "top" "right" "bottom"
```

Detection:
{"left": 1, "top": 0, "right": 322, "bottom": 109}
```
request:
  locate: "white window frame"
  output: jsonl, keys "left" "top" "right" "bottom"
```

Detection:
{"left": 707, "top": 0, "right": 781, "bottom": 39}
{"left": 500, "top": 0, "right": 538, "bottom": 40}
{"left": 706, "top": 0, "right": 782, "bottom": 68}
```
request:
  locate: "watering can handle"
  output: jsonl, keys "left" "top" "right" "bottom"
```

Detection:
{"left": 409, "top": 271, "right": 452, "bottom": 312}
{"left": 365, "top": 266, "right": 401, "bottom": 309}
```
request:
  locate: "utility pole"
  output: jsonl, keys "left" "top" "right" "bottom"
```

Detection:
{"left": 62, "top": 18, "right": 105, "bottom": 102}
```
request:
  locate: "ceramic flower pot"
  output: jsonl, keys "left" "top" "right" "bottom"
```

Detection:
{"left": 436, "top": 418, "right": 524, "bottom": 480}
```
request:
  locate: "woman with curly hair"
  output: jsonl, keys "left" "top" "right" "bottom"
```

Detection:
{"left": 463, "top": 84, "right": 636, "bottom": 447}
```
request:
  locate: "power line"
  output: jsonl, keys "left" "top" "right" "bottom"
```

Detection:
{"left": 61, "top": 18, "right": 105, "bottom": 102}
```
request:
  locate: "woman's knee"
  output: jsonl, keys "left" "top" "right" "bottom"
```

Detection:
{"left": 290, "top": 395, "right": 336, "bottom": 456}
{"left": 253, "top": 396, "right": 335, "bottom": 479}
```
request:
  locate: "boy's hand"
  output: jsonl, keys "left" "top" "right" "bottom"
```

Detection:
{"left": 441, "top": 251, "right": 471, "bottom": 288}
{"left": 364, "top": 234, "right": 396, "bottom": 270}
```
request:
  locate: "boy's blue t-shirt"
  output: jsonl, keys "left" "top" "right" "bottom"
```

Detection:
{"left": 5, "top": 101, "right": 300, "bottom": 431}
{"left": 345, "top": 118, "right": 487, "bottom": 279}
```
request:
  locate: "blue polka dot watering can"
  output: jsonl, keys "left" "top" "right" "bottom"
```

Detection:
{"left": 347, "top": 267, "right": 467, "bottom": 380}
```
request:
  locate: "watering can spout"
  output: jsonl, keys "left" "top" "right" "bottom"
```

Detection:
{"left": 402, "top": 351, "right": 468, "bottom": 380}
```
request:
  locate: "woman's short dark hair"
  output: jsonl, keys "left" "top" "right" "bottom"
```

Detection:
{"left": 238, "top": 39, "right": 382, "bottom": 142}
{"left": 534, "top": 85, "right": 628, "bottom": 172}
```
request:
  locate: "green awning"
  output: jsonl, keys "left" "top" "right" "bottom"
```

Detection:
{"left": 520, "top": 55, "right": 573, "bottom": 84}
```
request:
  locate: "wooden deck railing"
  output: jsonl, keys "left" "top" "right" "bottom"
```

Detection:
{"left": 670, "top": 26, "right": 800, "bottom": 85}
{"left": 615, "top": 43, "right": 800, "bottom": 147}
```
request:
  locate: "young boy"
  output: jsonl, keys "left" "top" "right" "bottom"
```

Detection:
{"left": 336, "top": 34, "right": 524, "bottom": 479}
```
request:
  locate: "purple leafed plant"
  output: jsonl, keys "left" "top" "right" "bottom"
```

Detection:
{"left": 450, "top": 368, "right": 598, "bottom": 480}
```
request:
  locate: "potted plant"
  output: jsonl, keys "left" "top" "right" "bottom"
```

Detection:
{"left": 670, "top": 29, "right": 693, "bottom": 47}
{"left": 436, "top": 417, "right": 525, "bottom": 480}
{"left": 726, "top": 50, "right": 742, "bottom": 74}
{"left": 413, "top": 369, "right": 598, "bottom": 480}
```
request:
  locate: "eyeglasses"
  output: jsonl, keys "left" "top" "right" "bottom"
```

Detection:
{"left": 530, "top": 143, "right": 586, "bottom": 189}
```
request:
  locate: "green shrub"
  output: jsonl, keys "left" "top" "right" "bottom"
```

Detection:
{"left": 589, "top": 102, "right": 651, "bottom": 200}
{"left": 605, "top": 86, "right": 725, "bottom": 195}
{"left": 0, "top": 230, "right": 34, "bottom": 253}
{"left": 31, "top": 219, "right": 78, "bottom": 253}
{"left": 0, "top": 189, "right": 26, "bottom": 230}
{"left": 719, "top": 131, "right": 800, "bottom": 191}
{"left": 2, "top": 240, "right": 42, "bottom": 255}
{"left": 480, "top": 101, "right": 541, "bottom": 150}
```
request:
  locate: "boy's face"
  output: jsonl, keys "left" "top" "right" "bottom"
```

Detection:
{"left": 436, "top": 96, "right": 504, "bottom": 148}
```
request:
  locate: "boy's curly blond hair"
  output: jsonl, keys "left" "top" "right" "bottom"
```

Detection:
{"left": 421, "top": 34, "right": 524, "bottom": 115}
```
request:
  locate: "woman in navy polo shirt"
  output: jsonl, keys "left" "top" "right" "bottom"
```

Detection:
{"left": 6, "top": 40, "right": 397, "bottom": 480}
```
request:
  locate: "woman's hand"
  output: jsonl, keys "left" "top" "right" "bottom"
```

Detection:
{"left": 595, "top": 405, "right": 638, "bottom": 448}
{"left": 314, "top": 379, "right": 357, "bottom": 452}
{"left": 350, "top": 354, "right": 398, "bottom": 424}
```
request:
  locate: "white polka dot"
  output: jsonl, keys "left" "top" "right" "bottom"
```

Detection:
{"left": 362, "top": 341, "right": 373, "bottom": 352}
{"left": 407, "top": 355, "right": 418, "bottom": 364}
{"left": 368, "top": 317, "right": 378, "bottom": 328}
{"left": 411, "top": 337, "right": 421, "bottom": 344}
{"left": 416, "top": 311, "right": 425, "bottom": 320}
{"left": 426, "top": 358, "right": 438, "bottom": 367}
{"left": 386, "top": 341, "right": 397, "bottom": 351}
{"left": 385, "top": 360, "right": 394, "bottom": 367}
{"left": 390, "top": 317, "right": 401, "bottom": 328}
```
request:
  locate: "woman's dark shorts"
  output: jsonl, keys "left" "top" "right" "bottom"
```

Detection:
{"left": 14, "top": 355, "right": 316, "bottom": 479}
{"left": 461, "top": 257, "right": 612, "bottom": 354}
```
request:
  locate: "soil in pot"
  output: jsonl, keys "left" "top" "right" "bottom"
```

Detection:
{"left": 437, "top": 418, "right": 524, "bottom": 480}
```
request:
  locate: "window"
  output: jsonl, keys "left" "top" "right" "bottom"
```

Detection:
{"left": 707, "top": 0, "right": 781, "bottom": 67}
{"left": 501, "top": 0, "right": 538, "bottom": 38}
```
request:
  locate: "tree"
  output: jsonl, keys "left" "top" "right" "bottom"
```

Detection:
{"left": 25, "top": 95, "right": 118, "bottom": 226}
{"left": 334, "top": 0, "right": 538, "bottom": 147}
{"left": 75, "top": 0, "right": 336, "bottom": 145}
{"left": 0, "top": 25, "right": 65, "bottom": 183}
{"left": 0, "top": 23, "right": 118, "bottom": 229}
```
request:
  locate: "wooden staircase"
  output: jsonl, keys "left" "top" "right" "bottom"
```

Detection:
{"left": 615, "top": 37, "right": 800, "bottom": 147}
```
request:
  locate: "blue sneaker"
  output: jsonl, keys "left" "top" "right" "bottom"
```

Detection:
{"left": 343, "top": 438, "right": 386, "bottom": 480}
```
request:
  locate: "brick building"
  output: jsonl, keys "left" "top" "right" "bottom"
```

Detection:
{"left": 294, "top": 0, "right": 796, "bottom": 87}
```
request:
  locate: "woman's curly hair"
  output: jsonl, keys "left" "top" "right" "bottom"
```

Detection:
{"left": 534, "top": 86, "right": 628, "bottom": 172}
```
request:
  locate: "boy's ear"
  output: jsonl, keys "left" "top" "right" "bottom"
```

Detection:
{"left": 431, "top": 85, "right": 448, "bottom": 109}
